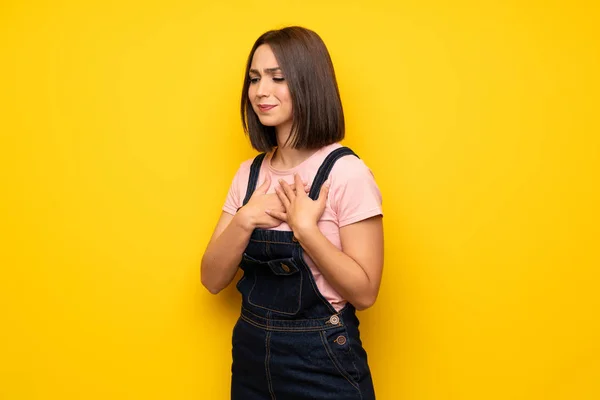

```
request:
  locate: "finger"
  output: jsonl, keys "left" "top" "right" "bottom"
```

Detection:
{"left": 294, "top": 173, "right": 306, "bottom": 197}
{"left": 289, "top": 181, "right": 308, "bottom": 193}
{"left": 274, "top": 185, "right": 291, "bottom": 209}
{"left": 318, "top": 180, "right": 331, "bottom": 205}
{"left": 279, "top": 179, "right": 296, "bottom": 201}
{"left": 255, "top": 175, "right": 271, "bottom": 195}
{"left": 265, "top": 209, "right": 287, "bottom": 222}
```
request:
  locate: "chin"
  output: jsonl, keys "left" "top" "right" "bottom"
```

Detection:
{"left": 257, "top": 118, "right": 280, "bottom": 127}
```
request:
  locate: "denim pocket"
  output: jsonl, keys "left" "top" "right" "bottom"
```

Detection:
{"left": 241, "top": 253, "right": 303, "bottom": 315}
{"left": 319, "top": 327, "right": 362, "bottom": 386}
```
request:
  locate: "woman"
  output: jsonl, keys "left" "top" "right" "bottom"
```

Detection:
{"left": 201, "top": 26, "right": 384, "bottom": 399}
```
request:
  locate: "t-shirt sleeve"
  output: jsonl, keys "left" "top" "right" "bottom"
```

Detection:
{"left": 222, "top": 161, "right": 251, "bottom": 216}
{"left": 330, "top": 158, "right": 383, "bottom": 227}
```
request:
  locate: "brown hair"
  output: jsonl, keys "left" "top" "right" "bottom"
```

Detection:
{"left": 241, "top": 26, "right": 345, "bottom": 152}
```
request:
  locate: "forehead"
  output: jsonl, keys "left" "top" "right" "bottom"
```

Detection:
{"left": 250, "top": 44, "right": 278, "bottom": 68}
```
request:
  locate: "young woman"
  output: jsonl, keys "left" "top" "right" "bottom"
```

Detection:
{"left": 201, "top": 26, "right": 384, "bottom": 400}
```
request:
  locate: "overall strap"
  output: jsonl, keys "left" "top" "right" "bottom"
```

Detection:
{"left": 242, "top": 153, "right": 267, "bottom": 206}
{"left": 309, "top": 147, "right": 359, "bottom": 200}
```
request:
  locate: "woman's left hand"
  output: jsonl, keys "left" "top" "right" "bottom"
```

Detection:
{"left": 265, "top": 173, "right": 330, "bottom": 236}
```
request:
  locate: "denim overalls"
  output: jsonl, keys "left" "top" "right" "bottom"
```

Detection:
{"left": 231, "top": 147, "right": 376, "bottom": 400}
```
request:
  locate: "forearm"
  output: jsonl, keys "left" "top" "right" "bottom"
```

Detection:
{"left": 295, "top": 227, "right": 376, "bottom": 310}
{"left": 201, "top": 214, "right": 253, "bottom": 294}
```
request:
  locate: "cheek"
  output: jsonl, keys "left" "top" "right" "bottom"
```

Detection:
{"left": 277, "top": 87, "right": 292, "bottom": 104}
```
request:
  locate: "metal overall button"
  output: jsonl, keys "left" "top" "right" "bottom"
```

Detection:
{"left": 334, "top": 335, "right": 346, "bottom": 345}
{"left": 329, "top": 315, "right": 340, "bottom": 325}
{"left": 281, "top": 263, "right": 291, "bottom": 273}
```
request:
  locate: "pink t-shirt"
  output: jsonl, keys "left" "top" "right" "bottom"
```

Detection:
{"left": 223, "top": 143, "right": 383, "bottom": 311}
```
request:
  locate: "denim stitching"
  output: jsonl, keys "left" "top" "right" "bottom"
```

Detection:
{"left": 249, "top": 239, "right": 296, "bottom": 246}
{"left": 265, "top": 317, "right": 276, "bottom": 400}
{"left": 241, "top": 312, "right": 346, "bottom": 330}
{"left": 234, "top": 146, "right": 371, "bottom": 399}
{"left": 265, "top": 241, "right": 272, "bottom": 258}
{"left": 242, "top": 306, "right": 335, "bottom": 323}
{"left": 242, "top": 253, "right": 296, "bottom": 267}
{"left": 338, "top": 318, "right": 362, "bottom": 383}
{"left": 247, "top": 270, "right": 303, "bottom": 315}
{"left": 350, "top": 351, "right": 361, "bottom": 384}
{"left": 240, "top": 315, "right": 344, "bottom": 332}
{"left": 319, "top": 331, "right": 362, "bottom": 397}
{"left": 297, "top": 255, "right": 338, "bottom": 314}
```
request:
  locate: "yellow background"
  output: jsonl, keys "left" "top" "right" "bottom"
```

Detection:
{"left": 1, "top": 1, "right": 599, "bottom": 399}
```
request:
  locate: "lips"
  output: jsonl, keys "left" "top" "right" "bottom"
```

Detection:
{"left": 257, "top": 104, "right": 277, "bottom": 112}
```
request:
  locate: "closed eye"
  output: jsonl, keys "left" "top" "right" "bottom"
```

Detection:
{"left": 249, "top": 76, "right": 285, "bottom": 84}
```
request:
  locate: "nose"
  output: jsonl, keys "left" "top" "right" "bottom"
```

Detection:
{"left": 256, "top": 78, "right": 270, "bottom": 97}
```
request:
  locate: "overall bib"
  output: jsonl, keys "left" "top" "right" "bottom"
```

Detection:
{"left": 231, "top": 147, "right": 376, "bottom": 400}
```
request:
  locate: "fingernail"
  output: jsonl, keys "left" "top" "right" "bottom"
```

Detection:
{"left": 265, "top": 209, "right": 270, "bottom": 214}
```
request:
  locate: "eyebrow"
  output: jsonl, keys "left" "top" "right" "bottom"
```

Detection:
{"left": 249, "top": 67, "right": 282, "bottom": 75}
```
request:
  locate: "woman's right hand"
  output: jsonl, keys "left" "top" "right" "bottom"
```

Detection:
{"left": 236, "top": 175, "right": 307, "bottom": 230}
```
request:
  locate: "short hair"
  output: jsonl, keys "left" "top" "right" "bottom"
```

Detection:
{"left": 241, "top": 26, "right": 345, "bottom": 152}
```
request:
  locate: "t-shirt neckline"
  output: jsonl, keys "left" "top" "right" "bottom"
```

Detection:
{"left": 265, "top": 143, "right": 341, "bottom": 175}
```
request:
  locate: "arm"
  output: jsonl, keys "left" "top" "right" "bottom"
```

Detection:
{"left": 201, "top": 175, "right": 307, "bottom": 294}
{"left": 295, "top": 216, "right": 384, "bottom": 310}
{"left": 200, "top": 211, "right": 253, "bottom": 294}
{"left": 267, "top": 173, "right": 384, "bottom": 310}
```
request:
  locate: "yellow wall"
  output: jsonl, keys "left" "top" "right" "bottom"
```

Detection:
{"left": 1, "top": 1, "right": 599, "bottom": 399}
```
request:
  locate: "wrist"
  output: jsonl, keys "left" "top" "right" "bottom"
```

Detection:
{"left": 293, "top": 224, "right": 320, "bottom": 243}
{"left": 234, "top": 207, "right": 255, "bottom": 233}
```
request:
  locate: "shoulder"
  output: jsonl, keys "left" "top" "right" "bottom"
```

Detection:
{"left": 233, "top": 153, "right": 265, "bottom": 178}
{"left": 329, "top": 150, "right": 376, "bottom": 185}
{"left": 238, "top": 158, "right": 255, "bottom": 173}
{"left": 325, "top": 149, "right": 383, "bottom": 224}
{"left": 226, "top": 155, "right": 263, "bottom": 198}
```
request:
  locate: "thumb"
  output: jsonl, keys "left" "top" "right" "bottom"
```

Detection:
{"left": 255, "top": 175, "right": 271, "bottom": 194}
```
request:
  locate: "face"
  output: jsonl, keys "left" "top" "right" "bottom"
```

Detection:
{"left": 248, "top": 44, "right": 293, "bottom": 133}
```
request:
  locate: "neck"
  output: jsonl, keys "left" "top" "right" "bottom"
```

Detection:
{"left": 272, "top": 124, "right": 316, "bottom": 170}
